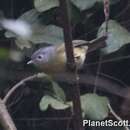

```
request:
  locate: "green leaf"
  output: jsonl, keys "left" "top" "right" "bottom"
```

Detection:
{"left": 97, "top": 20, "right": 130, "bottom": 54}
{"left": 5, "top": 9, "right": 64, "bottom": 49}
{"left": 50, "top": 81, "right": 66, "bottom": 101}
{"left": 5, "top": 31, "right": 16, "bottom": 38}
{"left": 5, "top": 9, "right": 38, "bottom": 37}
{"left": 15, "top": 38, "right": 32, "bottom": 49}
{"left": 81, "top": 93, "right": 109, "bottom": 120}
{"left": 71, "top": 0, "right": 120, "bottom": 11}
{"left": 0, "top": 48, "right": 9, "bottom": 59}
{"left": 71, "top": 0, "right": 97, "bottom": 11}
{"left": 19, "top": 9, "right": 41, "bottom": 23}
{"left": 38, "top": 74, "right": 67, "bottom": 111}
{"left": 39, "top": 76, "right": 67, "bottom": 111}
{"left": 30, "top": 24, "right": 64, "bottom": 44}
{"left": 34, "top": 0, "right": 120, "bottom": 12}
{"left": 4, "top": 9, "right": 41, "bottom": 49}
{"left": 39, "top": 74, "right": 66, "bottom": 102}
{"left": 22, "top": 9, "right": 64, "bottom": 45}
{"left": 34, "top": 0, "right": 59, "bottom": 12}
{"left": 39, "top": 95, "right": 70, "bottom": 111}
{"left": 35, "top": 0, "right": 101, "bottom": 12}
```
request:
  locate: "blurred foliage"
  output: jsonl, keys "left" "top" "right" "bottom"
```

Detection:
{"left": 0, "top": 48, "right": 9, "bottom": 59}
{"left": 5, "top": 9, "right": 64, "bottom": 49}
{"left": 40, "top": 93, "right": 109, "bottom": 121}
{"left": 34, "top": 0, "right": 59, "bottom": 12}
{"left": 40, "top": 95, "right": 70, "bottom": 111}
{"left": 80, "top": 94, "right": 109, "bottom": 120}
{"left": 98, "top": 20, "right": 130, "bottom": 54}
{"left": 0, "top": 0, "right": 130, "bottom": 130}
{"left": 34, "top": 0, "right": 120, "bottom": 12}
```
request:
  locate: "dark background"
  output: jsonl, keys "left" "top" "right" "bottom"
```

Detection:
{"left": 0, "top": 0, "right": 130, "bottom": 130}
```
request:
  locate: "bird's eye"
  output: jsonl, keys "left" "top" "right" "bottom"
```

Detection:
{"left": 37, "top": 55, "right": 43, "bottom": 60}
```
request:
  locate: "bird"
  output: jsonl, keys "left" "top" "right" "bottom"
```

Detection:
{"left": 27, "top": 36, "right": 106, "bottom": 75}
{"left": 27, "top": 40, "right": 88, "bottom": 74}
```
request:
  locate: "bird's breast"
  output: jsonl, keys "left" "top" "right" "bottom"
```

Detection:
{"left": 38, "top": 52, "right": 67, "bottom": 74}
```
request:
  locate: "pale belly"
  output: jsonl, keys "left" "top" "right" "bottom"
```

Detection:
{"left": 37, "top": 61, "right": 67, "bottom": 75}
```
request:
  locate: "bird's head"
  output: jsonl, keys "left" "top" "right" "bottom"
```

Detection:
{"left": 27, "top": 46, "right": 56, "bottom": 66}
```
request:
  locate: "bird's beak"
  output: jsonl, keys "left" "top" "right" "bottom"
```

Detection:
{"left": 27, "top": 60, "right": 33, "bottom": 64}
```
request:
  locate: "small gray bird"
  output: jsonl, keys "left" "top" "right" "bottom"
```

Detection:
{"left": 27, "top": 40, "right": 88, "bottom": 74}
{"left": 27, "top": 37, "right": 106, "bottom": 74}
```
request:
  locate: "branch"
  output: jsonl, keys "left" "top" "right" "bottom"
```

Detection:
{"left": 0, "top": 98, "right": 17, "bottom": 130}
{"left": 59, "top": 0, "right": 84, "bottom": 130}
{"left": 59, "top": 0, "right": 75, "bottom": 70}
{"left": 3, "top": 73, "right": 46, "bottom": 104}
{"left": 75, "top": 35, "right": 107, "bottom": 52}
{"left": 104, "top": 0, "right": 110, "bottom": 33}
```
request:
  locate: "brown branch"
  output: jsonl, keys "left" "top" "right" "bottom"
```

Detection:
{"left": 59, "top": 0, "right": 84, "bottom": 130}
{"left": 0, "top": 98, "right": 17, "bottom": 130}
{"left": 77, "top": 36, "right": 107, "bottom": 53}
{"left": 93, "top": 0, "right": 110, "bottom": 93}
{"left": 0, "top": 73, "right": 50, "bottom": 130}
{"left": 75, "top": 35, "right": 107, "bottom": 49}
{"left": 59, "top": 0, "right": 75, "bottom": 70}
{"left": 104, "top": 0, "right": 110, "bottom": 33}
{"left": 3, "top": 73, "right": 46, "bottom": 104}
{"left": 73, "top": 36, "right": 107, "bottom": 53}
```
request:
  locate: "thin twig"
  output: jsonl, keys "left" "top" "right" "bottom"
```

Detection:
{"left": 93, "top": 0, "right": 110, "bottom": 93}
{"left": 114, "top": 0, "right": 130, "bottom": 19}
{"left": 75, "top": 35, "right": 107, "bottom": 53}
{"left": 104, "top": 0, "right": 110, "bottom": 33}
{"left": 100, "top": 73, "right": 128, "bottom": 88}
{"left": 85, "top": 54, "right": 130, "bottom": 66}
{"left": 3, "top": 73, "right": 46, "bottom": 104}
{"left": 93, "top": 54, "right": 103, "bottom": 93}
{"left": 108, "top": 103, "right": 130, "bottom": 130}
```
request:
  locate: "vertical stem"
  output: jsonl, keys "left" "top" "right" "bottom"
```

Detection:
{"left": 93, "top": 0, "right": 110, "bottom": 93}
{"left": 59, "top": 0, "right": 84, "bottom": 130}
{"left": 59, "top": 0, "right": 75, "bottom": 70}
{"left": 104, "top": 0, "right": 110, "bottom": 33}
